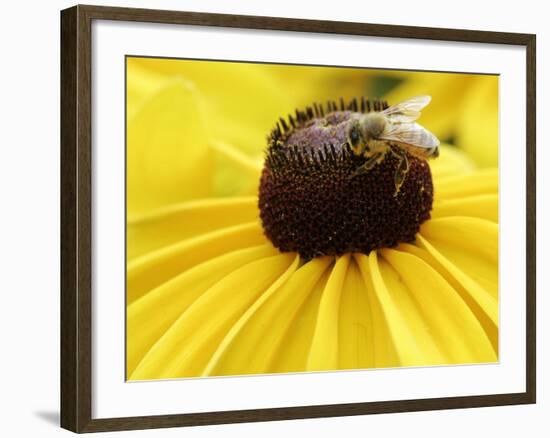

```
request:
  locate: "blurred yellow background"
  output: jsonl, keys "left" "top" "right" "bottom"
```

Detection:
{"left": 127, "top": 57, "right": 498, "bottom": 217}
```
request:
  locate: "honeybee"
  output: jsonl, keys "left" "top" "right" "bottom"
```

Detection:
{"left": 346, "top": 95, "right": 440, "bottom": 193}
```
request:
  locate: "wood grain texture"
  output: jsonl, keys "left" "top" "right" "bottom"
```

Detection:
{"left": 60, "top": 5, "right": 78, "bottom": 432}
{"left": 60, "top": 4, "right": 537, "bottom": 433}
{"left": 525, "top": 34, "right": 536, "bottom": 404}
{"left": 61, "top": 5, "right": 93, "bottom": 432}
{"left": 79, "top": 4, "right": 534, "bottom": 44}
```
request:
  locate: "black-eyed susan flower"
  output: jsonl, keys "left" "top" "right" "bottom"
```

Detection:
{"left": 126, "top": 58, "right": 498, "bottom": 380}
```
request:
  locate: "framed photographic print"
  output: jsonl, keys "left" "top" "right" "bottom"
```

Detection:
{"left": 60, "top": 4, "right": 536, "bottom": 433}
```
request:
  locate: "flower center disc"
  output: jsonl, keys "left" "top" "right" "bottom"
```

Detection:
{"left": 258, "top": 98, "right": 434, "bottom": 260}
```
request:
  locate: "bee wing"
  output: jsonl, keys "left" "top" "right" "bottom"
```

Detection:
{"left": 382, "top": 95, "right": 432, "bottom": 123}
{"left": 380, "top": 122, "right": 440, "bottom": 149}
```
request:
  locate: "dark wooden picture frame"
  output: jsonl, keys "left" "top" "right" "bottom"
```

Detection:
{"left": 61, "top": 4, "right": 536, "bottom": 433}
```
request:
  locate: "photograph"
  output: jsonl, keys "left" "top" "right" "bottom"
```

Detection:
{"left": 125, "top": 57, "right": 499, "bottom": 381}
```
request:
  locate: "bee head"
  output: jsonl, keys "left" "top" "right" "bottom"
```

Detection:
{"left": 360, "top": 112, "right": 387, "bottom": 139}
{"left": 346, "top": 121, "right": 364, "bottom": 155}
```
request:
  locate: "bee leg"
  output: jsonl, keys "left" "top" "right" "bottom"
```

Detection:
{"left": 351, "top": 152, "right": 384, "bottom": 177}
{"left": 393, "top": 150, "right": 410, "bottom": 196}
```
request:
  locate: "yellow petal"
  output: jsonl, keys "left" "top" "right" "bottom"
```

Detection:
{"left": 209, "top": 140, "right": 262, "bottom": 197}
{"left": 131, "top": 253, "right": 298, "bottom": 380}
{"left": 416, "top": 217, "right": 498, "bottom": 352}
{"left": 412, "top": 237, "right": 498, "bottom": 354}
{"left": 357, "top": 252, "right": 445, "bottom": 366}
{"left": 354, "top": 255, "right": 399, "bottom": 368}
{"left": 420, "top": 217, "right": 498, "bottom": 290}
{"left": 434, "top": 168, "right": 498, "bottom": 200}
{"left": 128, "top": 58, "right": 296, "bottom": 156}
{"left": 380, "top": 248, "right": 496, "bottom": 363}
{"left": 338, "top": 258, "right": 375, "bottom": 369}
{"left": 203, "top": 256, "right": 333, "bottom": 376}
{"left": 127, "top": 79, "right": 213, "bottom": 215}
{"left": 127, "top": 196, "right": 258, "bottom": 260}
{"left": 307, "top": 255, "right": 350, "bottom": 371}
{"left": 269, "top": 270, "right": 330, "bottom": 373}
{"left": 432, "top": 194, "right": 498, "bottom": 222}
{"left": 127, "top": 244, "right": 278, "bottom": 376}
{"left": 456, "top": 76, "right": 499, "bottom": 167}
{"left": 429, "top": 144, "right": 475, "bottom": 180}
{"left": 127, "top": 222, "right": 266, "bottom": 304}
{"left": 127, "top": 58, "right": 170, "bottom": 120}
